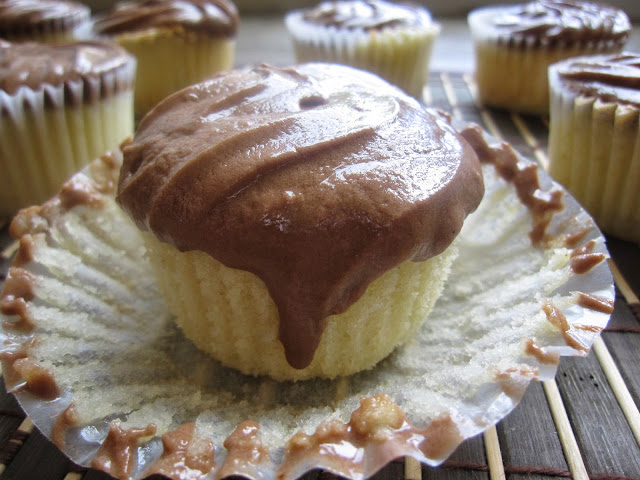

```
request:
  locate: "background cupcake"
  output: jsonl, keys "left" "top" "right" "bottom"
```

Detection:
{"left": 93, "top": 0, "right": 238, "bottom": 116}
{"left": 0, "top": 0, "right": 91, "bottom": 43}
{"left": 548, "top": 52, "right": 640, "bottom": 244}
{"left": 468, "top": 0, "right": 631, "bottom": 114}
{"left": 0, "top": 39, "right": 135, "bottom": 217}
{"left": 285, "top": 0, "right": 440, "bottom": 100}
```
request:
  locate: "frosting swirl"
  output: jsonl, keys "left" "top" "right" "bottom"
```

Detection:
{"left": 472, "top": 0, "right": 630, "bottom": 44}
{"left": 93, "top": 0, "right": 238, "bottom": 37}
{"left": 117, "top": 63, "right": 484, "bottom": 368}
{"left": 0, "top": 0, "right": 89, "bottom": 36}
{"left": 297, "top": 0, "right": 432, "bottom": 31}
{"left": 0, "top": 40, "right": 135, "bottom": 102}
{"left": 550, "top": 52, "right": 640, "bottom": 106}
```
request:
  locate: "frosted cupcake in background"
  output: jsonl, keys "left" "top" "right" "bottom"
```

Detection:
{"left": 0, "top": 0, "right": 91, "bottom": 43}
{"left": 0, "top": 39, "right": 135, "bottom": 217}
{"left": 468, "top": 0, "right": 630, "bottom": 115}
{"left": 93, "top": 0, "right": 238, "bottom": 116}
{"left": 548, "top": 52, "right": 640, "bottom": 244}
{"left": 285, "top": 0, "right": 440, "bottom": 100}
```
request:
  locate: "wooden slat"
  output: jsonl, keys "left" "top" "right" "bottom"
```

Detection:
{"left": 543, "top": 380, "right": 589, "bottom": 480}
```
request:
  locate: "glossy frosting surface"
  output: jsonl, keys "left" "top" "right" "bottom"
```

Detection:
{"left": 0, "top": 40, "right": 133, "bottom": 95}
{"left": 551, "top": 52, "right": 640, "bottom": 106}
{"left": 0, "top": 0, "right": 89, "bottom": 32}
{"left": 93, "top": 0, "right": 238, "bottom": 37}
{"left": 299, "top": 0, "right": 432, "bottom": 31}
{"left": 474, "top": 0, "right": 630, "bottom": 42}
{"left": 117, "top": 63, "right": 484, "bottom": 368}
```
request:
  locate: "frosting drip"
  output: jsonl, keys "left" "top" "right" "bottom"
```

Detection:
{"left": 483, "top": 0, "right": 630, "bottom": 43}
{"left": 117, "top": 63, "right": 484, "bottom": 369}
{"left": 552, "top": 52, "right": 640, "bottom": 106}
{"left": 299, "top": 0, "right": 432, "bottom": 31}
{"left": 0, "top": 40, "right": 135, "bottom": 102}
{"left": 0, "top": 0, "right": 89, "bottom": 34}
{"left": 93, "top": 0, "right": 238, "bottom": 37}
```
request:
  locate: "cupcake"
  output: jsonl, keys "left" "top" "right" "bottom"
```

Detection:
{"left": 0, "top": 0, "right": 91, "bottom": 43}
{"left": 93, "top": 0, "right": 238, "bottom": 116}
{"left": 468, "top": 0, "right": 631, "bottom": 115}
{"left": 548, "top": 52, "right": 640, "bottom": 244}
{"left": 285, "top": 0, "right": 440, "bottom": 99}
{"left": 0, "top": 39, "right": 136, "bottom": 217}
{"left": 116, "top": 63, "right": 485, "bottom": 381}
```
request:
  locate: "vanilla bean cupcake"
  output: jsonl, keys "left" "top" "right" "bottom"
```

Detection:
{"left": 93, "top": 0, "right": 238, "bottom": 116}
{"left": 0, "top": 39, "right": 135, "bottom": 217}
{"left": 468, "top": 0, "right": 630, "bottom": 114}
{"left": 116, "top": 63, "right": 484, "bottom": 381}
{"left": 548, "top": 52, "right": 640, "bottom": 244}
{"left": 285, "top": 0, "right": 440, "bottom": 99}
{"left": 0, "top": 0, "right": 91, "bottom": 43}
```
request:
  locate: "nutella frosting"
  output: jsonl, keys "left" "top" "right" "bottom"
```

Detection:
{"left": 0, "top": 0, "right": 89, "bottom": 37}
{"left": 93, "top": 0, "right": 238, "bottom": 37}
{"left": 550, "top": 52, "right": 640, "bottom": 106}
{"left": 117, "top": 63, "right": 484, "bottom": 369}
{"left": 472, "top": 0, "right": 630, "bottom": 44}
{"left": 0, "top": 39, "right": 135, "bottom": 104}
{"left": 298, "top": 0, "right": 433, "bottom": 31}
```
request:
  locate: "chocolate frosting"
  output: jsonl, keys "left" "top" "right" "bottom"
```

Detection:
{"left": 93, "top": 0, "right": 238, "bottom": 37}
{"left": 0, "top": 0, "right": 89, "bottom": 35}
{"left": 0, "top": 39, "right": 135, "bottom": 103}
{"left": 117, "top": 63, "right": 484, "bottom": 369}
{"left": 551, "top": 52, "right": 640, "bottom": 106}
{"left": 475, "top": 0, "right": 630, "bottom": 43}
{"left": 299, "top": 0, "right": 432, "bottom": 31}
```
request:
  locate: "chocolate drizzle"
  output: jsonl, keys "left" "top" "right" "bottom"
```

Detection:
{"left": 298, "top": 0, "right": 433, "bottom": 31}
{"left": 117, "top": 63, "right": 484, "bottom": 369}
{"left": 93, "top": 0, "right": 238, "bottom": 37}
{"left": 474, "top": 0, "right": 630, "bottom": 46}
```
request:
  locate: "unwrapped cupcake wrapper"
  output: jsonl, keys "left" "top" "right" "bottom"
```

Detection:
{"left": 548, "top": 86, "right": 640, "bottom": 244}
{"left": 468, "top": 10, "right": 625, "bottom": 114}
{"left": 285, "top": 12, "right": 440, "bottom": 99}
{"left": 0, "top": 124, "right": 615, "bottom": 480}
{"left": 0, "top": 61, "right": 135, "bottom": 216}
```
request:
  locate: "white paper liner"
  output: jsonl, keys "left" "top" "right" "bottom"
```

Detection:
{"left": 0, "top": 127, "right": 614, "bottom": 480}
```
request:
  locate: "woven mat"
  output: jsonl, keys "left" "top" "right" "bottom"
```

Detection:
{"left": 0, "top": 72, "right": 639, "bottom": 480}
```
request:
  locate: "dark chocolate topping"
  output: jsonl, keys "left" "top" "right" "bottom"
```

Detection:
{"left": 0, "top": 0, "right": 89, "bottom": 36}
{"left": 297, "top": 0, "right": 432, "bottom": 31}
{"left": 0, "top": 40, "right": 135, "bottom": 106}
{"left": 93, "top": 0, "right": 238, "bottom": 37}
{"left": 473, "top": 0, "right": 630, "bottom": 44}
{"left": 551, "top": 52, "right": 640, "bottom": 106}
{"left": 117, "top": 63, "right": 484, "bottom": 369}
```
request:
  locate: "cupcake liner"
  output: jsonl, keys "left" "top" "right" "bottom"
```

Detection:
{"left": 548, "top": 82, "right": 640, "bottom": 244}
{"left": 285, "top": 11, "right": 440, "bottom": 99}
{"left": 115, "top": 29, "right": 235, "bottom": 115}
{"left": 468, "top": 8, "right": 625, "bottom": 114}
{"left": 0, "top": 125, "right": 614, "bottom": 480}
{"left": 0, "top": 59, "right": 136, "bottom": 216}
{"left": 144, "top": 233, "right": 457, "bottom": 381}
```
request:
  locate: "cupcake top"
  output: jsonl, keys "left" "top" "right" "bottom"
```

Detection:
{"left": 469, "top": 0, "right": 630, "bottom": 46}
{"left": 0, "top": 0, "right": 90, "bottom": 39}
{"left": 117, "top": 63, "right": 484, "bottom": 369}
{"left": 0, "top": 39, "right": 135, "bottom": 105}
{"left": 550, "top": 52, "right": 640, "bottom": 106}
{"left": 93, "top": 0, "right": 238, "bottom": 37}
{"left": 293, "top": 0, "right": 433, "bottom": 31}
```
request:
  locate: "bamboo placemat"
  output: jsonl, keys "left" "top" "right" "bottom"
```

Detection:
{"left": 0, "top": 71, "right": 639, "bottom": 480}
